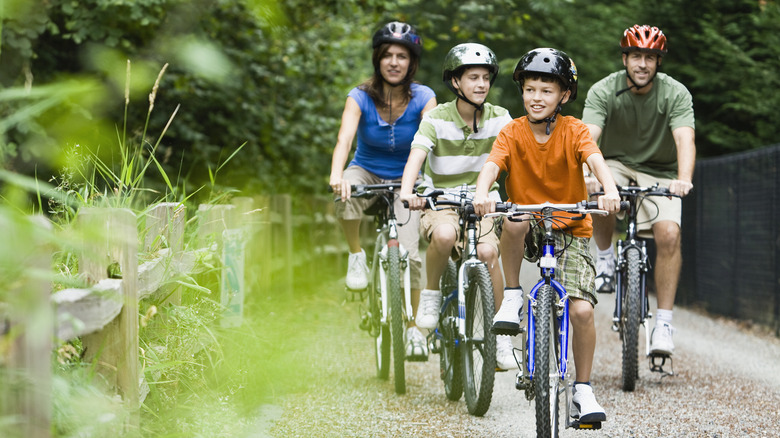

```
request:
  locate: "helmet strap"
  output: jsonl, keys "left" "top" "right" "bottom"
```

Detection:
{"left": 452, "top": 77, "right": 484, "bottom": 133}
{"left": 616, "top": 59, "right": 660, "bottom": 97}
{"left": 529, "top": 100, "right": 563, "bottom": 135}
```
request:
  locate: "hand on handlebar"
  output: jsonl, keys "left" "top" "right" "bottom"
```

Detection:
{"left": 400, "top": 192, "right": 426, "bottom": 210}
{"left": 585, "top": 175, "right": 602, "bottom": 198}
{"left": 472, "top": 193, "right": 495, "bottom": 217}
{"left": 597, "top": 191, "right": 622, "bottom": 214}
{"left": 668, "top": 179, "right": 693, "bottom": 197}
{"left": 329, "top": 176, "right": 352, "bottom": 201}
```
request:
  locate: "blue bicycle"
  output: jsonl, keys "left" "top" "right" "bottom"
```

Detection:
{"left": 490, "top": 200, "right": 617, "bottom": 436}
{"left": 416, "top": 187, "right": 497, "bottom": 416}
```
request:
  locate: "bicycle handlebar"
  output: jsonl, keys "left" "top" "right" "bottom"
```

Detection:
{"left": 590, "top": 184, "right": 680, "bottom": 199}
{"left": 488, "top": 200, "right": 629, "bottom": 218}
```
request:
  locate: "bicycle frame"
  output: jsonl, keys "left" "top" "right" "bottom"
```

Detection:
{"left": 365, "top": 188, "right": 414, "bottom": 334}
{"left": 525, "top": 211, "right": 570, "bottom": 381}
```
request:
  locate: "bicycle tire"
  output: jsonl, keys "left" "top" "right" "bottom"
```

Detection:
{"left": 370, "top": 235, "right": 390, "bottom": 380}
{"left": 388, "top": 243, "right": 406, "bottom": 394}
{"left": 621, "top": 247, "right": 641, "bottom": 391}
{"left": 534, "top": 284, "right": 561, "bottom": 437}
{"left": 462, "top": 264, "right": 496, "bottom": 416}
{"left": 439, "top": 259, "right": 463, "bottom": 401}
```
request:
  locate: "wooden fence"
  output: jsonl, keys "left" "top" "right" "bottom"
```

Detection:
{"left": 0, "top": 194, "right": 346, "bottom": 437}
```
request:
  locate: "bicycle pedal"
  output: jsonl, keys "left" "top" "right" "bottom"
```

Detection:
{"left": 345, "top": 287, "right": 366, "bottom": 302}
{"left": 568, "top": 419, "right": 602, "bottom": 430}
{"left": 490, "top": 322, "right": 523, "bottom": 336}
{"left": 648, "top": 353, "right": 675, "bottom": 377}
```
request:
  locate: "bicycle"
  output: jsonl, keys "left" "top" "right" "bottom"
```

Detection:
{"left": 345, "top": 183, "right": 415, "bottom": 395}
{"left": 591, "top": 183, "right": 680, "bottom": 391}
{"left": 416, "top": 187, "right": 497, "bottom": 416}
{"left": 489, "top": 200, "right": 620, "bottom": 436}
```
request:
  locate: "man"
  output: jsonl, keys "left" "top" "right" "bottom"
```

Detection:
{"left": 582, "top": 24, "right": 695, "bottom": 356}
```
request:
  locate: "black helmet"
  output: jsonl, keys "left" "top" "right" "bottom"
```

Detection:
{"left": 372, "top": 21, "right": 422, "bottom": 57}
{"left": 442, "top": 43, "right": 499, "bottom": 94}
{"left": 513, "top": 48, "right": 578, "bottom": 101}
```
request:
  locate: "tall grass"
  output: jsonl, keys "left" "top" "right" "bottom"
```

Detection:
{"left": 1, "top": 59, "right": 250, "bottom": 437}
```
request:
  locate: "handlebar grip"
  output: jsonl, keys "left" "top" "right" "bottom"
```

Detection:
{"left": 495, "top": 202, "right": 510, "bottom": 213}
{"left": 584, "top": 200, "right": 630, "bottom": 211}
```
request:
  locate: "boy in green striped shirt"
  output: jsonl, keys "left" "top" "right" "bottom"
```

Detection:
{"left": 400, "top": 43, "right": 516, "bottom": 369}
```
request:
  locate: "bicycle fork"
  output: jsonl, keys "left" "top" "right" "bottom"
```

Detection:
{"left": 611, "top": 239, "right": 651, "bottom": 332}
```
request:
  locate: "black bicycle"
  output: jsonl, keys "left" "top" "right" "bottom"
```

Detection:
{"left": 416, "top": 187, "right": 497, "bottom": 416}
{"left": 593, "top": 183, "right": 679, "bottom": 391}
{"left": 347, "top": 183, "right": 415, "bottom": 394}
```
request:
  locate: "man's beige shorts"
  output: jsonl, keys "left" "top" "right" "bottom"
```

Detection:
{"left": 605, "top": 159, "right": 682, "bottom": 238}
{"left": 420, "top": 208, "right": 500, "bottom": 259}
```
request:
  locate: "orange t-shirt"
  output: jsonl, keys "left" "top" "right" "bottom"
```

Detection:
{"left": 488, "top": 115, "right": 602, "bottom": 237}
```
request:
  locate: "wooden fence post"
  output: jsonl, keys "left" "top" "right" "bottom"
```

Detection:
{"left": 1, "top": 216, "right": 53, "bottom": 438}
{"left": 77, "top": 208, "right": 139, "bottom": 420}
{"left": 142, "top": 203, "right": 186, "bottom": 305}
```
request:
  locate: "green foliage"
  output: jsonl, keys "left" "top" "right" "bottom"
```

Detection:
{"left": 6, "top": 0, "right": 780, "bottom": 193}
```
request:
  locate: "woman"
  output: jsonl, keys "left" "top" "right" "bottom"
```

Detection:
{"left": 329, "top": 21, "right": 436, "bottom": 359}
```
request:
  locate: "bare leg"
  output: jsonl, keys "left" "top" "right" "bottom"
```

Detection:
{"left": 339, "top": 218, "right": 362, "bottom": 253}
{"left": 652, "top": 221, "right": 682, "bottom": 311}
{"left": 425, "top": 225, "right": 457, "bottom": 290}
{"left": 591, "top": 213, "right": 616, "bottom": 252}
{"left": 570, "top": 299, "right": 596, "bottom": 383}
{"left": 499, "top": 218, "right": 530, "bottom": 288}
{"left": 477, "top": 243, "right": 505, "bottom": 311}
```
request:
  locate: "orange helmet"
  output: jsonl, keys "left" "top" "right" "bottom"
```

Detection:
{"left": 620, "top": 25, "right": 667, "bottom": 55}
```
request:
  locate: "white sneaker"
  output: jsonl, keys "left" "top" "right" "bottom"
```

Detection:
{"left": 570, "top": 383, "right": 607, "bottom": 423}
{"left": 492, "top": 288, "right": 524, "bottom": 335}
{"left": 496, "top": 335, "right": 518, "bottom": 370}
{"left": 415, "top": 289, "right": 442, "bottom": 329}
{"left": 404, "top": 326, "right": 428, "bottom": 360}
{"left": 650, "top": 322, "right": 675, "bottom": 356}
{"left": 595, "top": 253, "right": 615, "bottom": 293}
{"left": 346, "top": 249, "right": 368, "bottom": 290}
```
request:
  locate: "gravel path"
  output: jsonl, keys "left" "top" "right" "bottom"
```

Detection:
{"left": 261, "top": 264, "right": 780, "bottom": 438}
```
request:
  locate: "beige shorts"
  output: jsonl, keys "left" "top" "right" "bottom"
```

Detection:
{"left": 334, "top": 165, "right": 422, "bottom": 289}
{"left": 606, "top": 160, "right": 682, "bottom": 239}
{"left": 420, "top": 209, "right": 500, "bottom": 259}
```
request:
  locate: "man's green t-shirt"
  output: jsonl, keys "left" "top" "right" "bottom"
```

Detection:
{"left": 412, "top": 99, "right": 511, "bottom": 193}
{"left": 582, "top": 71, "right": 695, "bottom": 179}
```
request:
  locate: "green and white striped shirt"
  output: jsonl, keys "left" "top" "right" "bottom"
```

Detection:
{"left": 412, "top": 99, "right": 511, "bottom": 196}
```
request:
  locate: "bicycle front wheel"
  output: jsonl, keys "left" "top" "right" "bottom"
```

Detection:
{"left": 621, "top": 247, "right": 642, "bottom": 391}
{"left": 534, "top": 284, "right": 561, "bottom": 437}
{"left": 462, "top": 264, "right": 496, "bottom": 416}
{"left": 388, "top": 243, "right": 406, "bottom": 394}
{"left": 439, "top": 259, "right": 463, "bottom": 401}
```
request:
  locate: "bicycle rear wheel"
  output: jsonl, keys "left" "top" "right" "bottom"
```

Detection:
{"left": 370, "top": 237, "right": 389, "bottom": 380}
{"left": 439, "top": 259, "right": 462, "bottom": 401}
{"left": 462, "top": 264, "right": 496, "bottom": 416}
{"left": 534, "top": 284, "right": 561, "bottom": 437}
{"left": 388, "top": 243, "right": 406, "bottom": 394}
{"left": 621, "top": 247, "right": 641, "bottom": 391}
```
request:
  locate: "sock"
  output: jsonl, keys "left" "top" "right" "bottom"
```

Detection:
{"left": 597, "top": 247, "right": 614, "bottom": 259}
{"left": 505, "top": 286, "right": 523, "bottom": 291}
{"left": 656, "top": 309, "right": 673, "bottom": 326}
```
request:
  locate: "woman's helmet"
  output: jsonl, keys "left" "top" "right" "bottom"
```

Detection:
{"left": 620, "top": 24, "right": 667, "bottom": 55}
{"left": 513, "top": 48, "right": 578, "bottom": 101}
{"left": 372, "top": 21, "right": 422, "bottom": 57}
{"left": 442, "top": 43, "right": 499, "bottom": 92}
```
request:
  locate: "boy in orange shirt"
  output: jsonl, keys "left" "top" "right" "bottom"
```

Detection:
{"left": 473, "top": 48, "right": 620, "bottom": 423}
